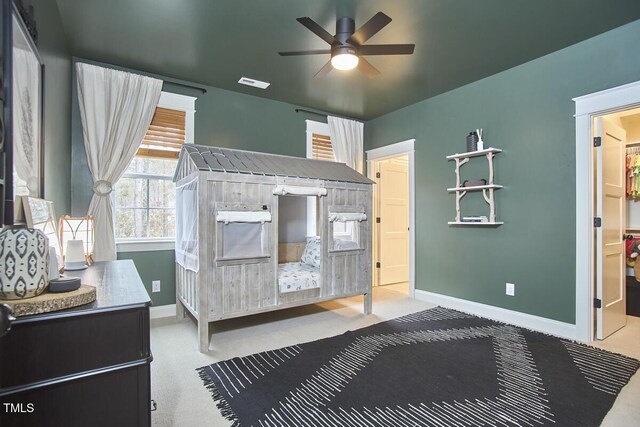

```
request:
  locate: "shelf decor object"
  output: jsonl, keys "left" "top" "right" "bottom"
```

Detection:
{"left": 0, "top": 227, "right": 49, "bottom": 299}
{"left": 446, "top": 147, "right": 503, "bottom": 226}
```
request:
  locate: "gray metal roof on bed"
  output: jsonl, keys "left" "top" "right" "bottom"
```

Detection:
{"left": 174, "top": 144, "right": 374, "bottom": 184}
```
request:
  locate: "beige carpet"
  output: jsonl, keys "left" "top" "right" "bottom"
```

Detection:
{"left": 149, "top": 285, "right": 640, "bottom": 426}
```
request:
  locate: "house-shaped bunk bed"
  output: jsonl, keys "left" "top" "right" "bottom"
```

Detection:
{"left": 173, "top": 144, "right": 374, "bottom": 352}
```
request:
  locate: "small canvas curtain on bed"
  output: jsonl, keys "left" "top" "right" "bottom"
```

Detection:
{"left": 76, "top": 63, "right": 162, "bottom": 261}
{"left": 176, "top": 177, "right": 199, "bottom": 271}
{"left": 328, "top": 116, "right": 364, "bottom": 173}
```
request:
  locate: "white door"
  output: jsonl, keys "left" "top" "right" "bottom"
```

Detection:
{"left": 378, "top": 156, "right": 409, "bottom": 285}
{"left": 596, "top": 117, "right": 627, "bottom": 339}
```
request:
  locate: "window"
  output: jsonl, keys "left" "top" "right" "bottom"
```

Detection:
{"left": 115, "top": 157, "right": 178, "bottom": 239}
{"left": 311, "top": 133, "right": 335, "bottom": 161}
{"left": 114, "top": 92, "right": 196, "bottom": 243}
{"left": 306, "top": 120, "right": 334, "bottom": 161}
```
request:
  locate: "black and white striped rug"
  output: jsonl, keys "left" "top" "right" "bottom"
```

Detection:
{"left": 197, "top": 307, "right": 639, "bottom": 427}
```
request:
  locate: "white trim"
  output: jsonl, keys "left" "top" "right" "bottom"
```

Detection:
{"left": 305, "top": 120, "right": 330, "bottom": 236}
{"left": 116, "top": 240, "right": 175, "bottom": 252}
{"left": 158, "top": 91, "right": 196, "bottom": 112}
{"left": 150, "top": 303, "right": 176, "bottom": 319}
{"left": 366, "top": 139, "right": 415, "bottom": 160}
{"left": 573, "top": 81, "right": 640, "bottom": 116}
{"left": 414, "top": 290, "right": 579, "bottom": 341}
{"left": 366, "top": 139, "right": 416, "bottom": 298}
{"left": 573, "top": 80, "right": 640, "bottom": 343}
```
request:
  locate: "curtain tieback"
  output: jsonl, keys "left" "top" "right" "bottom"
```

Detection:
{"left": 93, "top": 180, "right": 113, "bottom": 196}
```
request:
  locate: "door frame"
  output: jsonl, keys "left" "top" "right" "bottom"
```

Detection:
{"left": 574, "top": 80, "right": 640, "bottom": 342}
{"left": 366, "top": 139, "right": 416, "bottom": 297}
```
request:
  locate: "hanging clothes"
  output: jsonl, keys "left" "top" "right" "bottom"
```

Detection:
{"left": 626, "top": 147, "right": 640, "bottom": 199}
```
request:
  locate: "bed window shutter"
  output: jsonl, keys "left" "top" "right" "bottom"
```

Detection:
{"left": 137, "top": 107, "right": 186, "bottom": 159}
{"left": 311, "top": 133, "right": 336, "bottom": 162}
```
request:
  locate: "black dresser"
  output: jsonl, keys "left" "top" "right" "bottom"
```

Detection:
{"left": 0, "top": 260, "right": 152, "bottom": 427}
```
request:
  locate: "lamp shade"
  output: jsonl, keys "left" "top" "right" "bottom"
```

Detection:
{"left": 65, "top": 240, "right": 87, "bottom": 271}
{"left": 59, "top": 215, "right": 94, "bottom": 265}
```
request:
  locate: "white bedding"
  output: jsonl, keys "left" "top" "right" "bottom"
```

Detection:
{"left": 278, "top": 262, "right": 320, "bottom": 294}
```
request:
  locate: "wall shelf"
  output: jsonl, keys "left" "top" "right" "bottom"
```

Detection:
{"left": 446, "top": 147, "right": 502, "bottom": 160}
{"left": 447, "top": 147, "right": 502, "bottom": 226}
{"left": 447, "top": 184, "right": 503, "bottom": 192}
{"left": 448, "top": 221, "right": 504, "bottom": 226}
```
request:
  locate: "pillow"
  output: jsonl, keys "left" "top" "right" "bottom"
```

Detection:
{"left": 300, "top": 236, "right": 321, "bottom": 268}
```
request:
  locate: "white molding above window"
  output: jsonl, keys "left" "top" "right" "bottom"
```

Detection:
{"left": 116, "top": 239, "right": 175, "bottom": 253}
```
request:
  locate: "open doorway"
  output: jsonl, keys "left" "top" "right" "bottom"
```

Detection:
{"left": 366, "top": 140, "right": 415, "bottom": 297}
{"left": 593, "top": 108, "right": 640, "bottom": 341}
{"left": 574, "top": 81, "right": 640, "bottom": 343}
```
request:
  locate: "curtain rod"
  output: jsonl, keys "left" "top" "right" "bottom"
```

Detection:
{"left": 163, "top": 80, "right": 207, "bottom": 94}
{"left": 295, "top": 108, "right": 359, "bottom": 121}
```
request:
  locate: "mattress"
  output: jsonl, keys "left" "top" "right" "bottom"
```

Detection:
{"left": 278, "top": 262, "right": 320, "bottom": 294}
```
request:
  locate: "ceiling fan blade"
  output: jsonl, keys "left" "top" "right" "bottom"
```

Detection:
{"left": 347, "top": 12, "right": 392, "bottom": 45}
{"left": 359, "top": 44, "right": 415, "bottom": 55}
{"left": 279, "top": 49, "right": 331, "bottom": 56}
{"left": 297, "top": 17, "right": 339, "bottom": 45}
{"left": 357, "top": 57, "right": 380, "bottom": 78}
{"left": 314, "top": 60, "right": 334, "bottom": 78}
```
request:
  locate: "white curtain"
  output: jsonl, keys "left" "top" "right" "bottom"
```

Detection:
{"left": 76, "top": 62, "right": 162, "bottom": 261}
{"left": 12, "top": 47, "right": 41, "bottom": 196}
{"left": 327, "top": 116, "right": 364, "bottom": 173}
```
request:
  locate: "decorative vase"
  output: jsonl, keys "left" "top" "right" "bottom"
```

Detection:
{"left": 466, "top": 131, "right": 478, "bottom": 152}
{"left": 0, "top": 227, "right": 50, "bottom": 300}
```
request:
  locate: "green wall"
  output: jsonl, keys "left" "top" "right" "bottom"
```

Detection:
{"left": 70, "top": 58, "right": 318, "bottom": 305}
{"left": 365, "top": 19, "right": 640, "bottom": 324}
{"left": 117, "top": 250, "right": 175, "bottom": 306}
{"left": 30, "top": 0, "right": 72, "bottom": 214}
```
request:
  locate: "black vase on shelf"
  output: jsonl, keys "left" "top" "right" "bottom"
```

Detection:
{"left": 466, "top": 131, "right": 479, "bottom": 152}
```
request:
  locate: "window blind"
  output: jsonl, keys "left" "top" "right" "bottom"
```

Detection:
{"left": 137, "top": 107, "right": 186, "bottom": 159}
{"left": 311, "top": 133, "right": 336, "bottom": 162}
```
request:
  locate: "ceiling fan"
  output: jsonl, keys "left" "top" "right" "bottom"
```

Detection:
{"left": 278, "top": 12, "right": 415, "bottom": 78}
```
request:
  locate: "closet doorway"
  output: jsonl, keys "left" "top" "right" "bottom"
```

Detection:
{"left": 366, "top": 140, "right": 415, "bottom": 296}
{"left": 593, "top": 107, "right": 640, "bottom": 340}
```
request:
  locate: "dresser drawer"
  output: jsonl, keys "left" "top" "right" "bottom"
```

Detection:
{"left": 0, "top": 306, "right": 150, "bottom": 390}
{"left": 0, "top": 362, "right": 150, "bottom": 427}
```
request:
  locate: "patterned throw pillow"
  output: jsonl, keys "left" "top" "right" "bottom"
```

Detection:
{"left": 300, "top": 236, "right": 321, "bottom": 268}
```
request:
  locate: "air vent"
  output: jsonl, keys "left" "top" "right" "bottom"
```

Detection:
{"left": 238, "top": 77, "right": 270, "bottom": 89}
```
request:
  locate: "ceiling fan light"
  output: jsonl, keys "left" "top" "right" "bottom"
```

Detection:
{"left": 331, "top": 53, "right": 359, "bottom": 70}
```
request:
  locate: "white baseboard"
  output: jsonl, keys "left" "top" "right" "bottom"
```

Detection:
{"left": 150, "top": 303, "right": 176, "bottom": 319}
{"left": 414, "top": 290, "right": 579, "bottom": 341}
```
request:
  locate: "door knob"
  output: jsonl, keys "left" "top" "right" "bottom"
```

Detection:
{"left": 0, "top": 304, "right": 15, "bottom": 337}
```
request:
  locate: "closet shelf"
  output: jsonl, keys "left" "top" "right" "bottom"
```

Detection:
{"left": 447, "top": 184, "right": 503, "bottom": 192}
{"left": 446, "top": 147, "right": 502, "bottom": 160}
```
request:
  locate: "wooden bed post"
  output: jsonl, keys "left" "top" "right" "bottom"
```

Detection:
{"left": 198, "top": 321, "right": 210, "bottom": 353}
{"left": 364, "top": 292, "right": 372, "bottom": 314}
{"left": 175, "top": 267, "right": 186, "bottom": 319}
